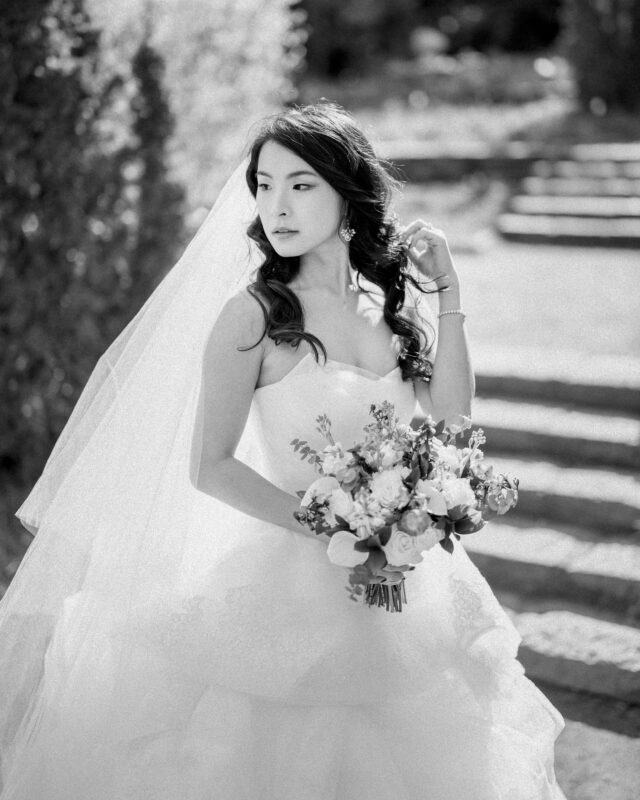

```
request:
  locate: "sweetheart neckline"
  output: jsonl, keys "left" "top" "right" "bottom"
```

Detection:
{"left": 254, "top": 352, "right": 402, "bottom": 393}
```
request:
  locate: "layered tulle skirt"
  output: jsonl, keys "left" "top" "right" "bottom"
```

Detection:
{"left": 0, "top": 492, "right": 566, "bottom": 799}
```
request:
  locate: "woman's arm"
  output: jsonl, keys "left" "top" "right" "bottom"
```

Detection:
{"left": 418, "top": 279, "right": 475, "bottom": 427}
{"left": 400, "top": 220, "right": 475, "bottom": 428}
{"left": 197, "top": 456, "right": 306, "bottom": 533}
{"left": 191, "top": 289, "right": 312, "bottom": 537}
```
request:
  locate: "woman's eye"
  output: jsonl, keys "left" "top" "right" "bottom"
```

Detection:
{"left": 257, "top": 183, "right": 271, "bottom": 191}
{"left": 294, "top": 183, "right": 313, "bottom": 190}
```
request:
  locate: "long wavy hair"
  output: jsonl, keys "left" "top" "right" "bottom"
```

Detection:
{"left": 242, "top": 101, "right": 447, "bottom": 382}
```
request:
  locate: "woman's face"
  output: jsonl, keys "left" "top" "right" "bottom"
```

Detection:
{"left": 255, "top": 140, "right": 345, "bottom": 258}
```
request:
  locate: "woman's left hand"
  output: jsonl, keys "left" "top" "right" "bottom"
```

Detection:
{"left": 400, "top": 219, "right": 459, "bottom": 289}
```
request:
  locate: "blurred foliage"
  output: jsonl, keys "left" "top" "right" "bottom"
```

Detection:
{"left": 88, "top": 0, "right": 306, "bottom": 210}
{"left": 0, "top": 0, "right": 306, "bottom": 586}
{"left": 298, "top": 0, "right": 562, "bottom": 78}
{"left": 559, "top": 0, "right": 640, "bottom": 113}
{"left": 299, "top": 0, "right": 420, "bottom": 76}
{"left": 418, "top": 0, "right": 562, "bottom": 54}
{"left": 0, "top": 0, "right": 184, "bottom": 582}
{"left": 300, "top": 52, "right": 572, "bottom": 110}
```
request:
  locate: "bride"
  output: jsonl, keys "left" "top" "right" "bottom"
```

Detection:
{"left": 0, "top": 102, "right": 567, "bottom": 799}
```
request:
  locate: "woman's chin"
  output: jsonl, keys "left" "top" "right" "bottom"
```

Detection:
{"left": 271, "top": 242, "right": 305, "bottom": 258}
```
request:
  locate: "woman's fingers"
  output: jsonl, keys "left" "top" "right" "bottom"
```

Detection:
{"left": 400, "top": 218, "right": 437, "bottom": 237}
{"left": 400, "top": 220, "right": 442, "bottom": 243}
{"left": 401, "top": 220, "right": 445, "bottom": 255}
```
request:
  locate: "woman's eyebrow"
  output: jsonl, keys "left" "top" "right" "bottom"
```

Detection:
{"left": 256, "top": 170, "right": 318, "bottom": 178}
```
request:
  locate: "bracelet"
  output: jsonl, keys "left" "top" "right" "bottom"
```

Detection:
{"left": 437, "top": 308, "right": 466, "bottom": 319}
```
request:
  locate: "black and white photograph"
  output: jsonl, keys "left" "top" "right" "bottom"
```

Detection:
{"left": 1, "top": 1, "right": 639, "bottom": 797}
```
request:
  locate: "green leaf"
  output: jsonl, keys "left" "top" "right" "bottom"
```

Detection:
{"left": 365, "top": 548, "right": 387, "bottom": 573}
{"left": 377, "top": 525, "right": 393, "bottom": 546}
{"left": 440, "top": 537, "right": 454, "bottom": 554}
{"left": 454, "top": 517, "right": 486, "bottom": 534}
{"left": 447, "top": 504, "right": 469, "bottom": 521}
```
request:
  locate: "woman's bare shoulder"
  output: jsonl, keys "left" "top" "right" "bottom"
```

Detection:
{"left": 218, "top": 287, "right": 269, "bottom": 333}
{"left": 201, "top": 288, "right": 269, "bottom": 372}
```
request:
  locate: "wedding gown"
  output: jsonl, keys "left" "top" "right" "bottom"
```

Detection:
{"left": 0, "top": 352, "right": 567, "bottom": 800}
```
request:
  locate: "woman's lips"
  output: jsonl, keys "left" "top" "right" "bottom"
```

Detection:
{"left": 273, "top": 231, "right": 298, "bottom": 239}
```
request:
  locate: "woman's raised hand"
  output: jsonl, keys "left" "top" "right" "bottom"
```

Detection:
{"left": 399, "top": 219, "right": 459, "bottom": 290}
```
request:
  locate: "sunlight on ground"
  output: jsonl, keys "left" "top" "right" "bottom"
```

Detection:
{"left": 394, "top": 183, "right": 640, "bottom": 361}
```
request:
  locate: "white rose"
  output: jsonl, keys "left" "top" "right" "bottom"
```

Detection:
{"left": 369, "top": 467, "right": 410, "bottom": 508}
{"left": 413, "top": 526, "right": 444, "bottom": 553}
{"left": 440, "top": 477, "right": 476, "bottom": 510}
{"left": 415, "top": 479, "right": 448, "bottom": 516}
{"left": 327, "top": 530, "right": 369, "bottom": 567}
{"left": 300, "top": 476, "right": 340, "bottom": 507}
{"left": 381, "top": 523, "right": 442, "bottom": 567}
{"left": 399, "top": 508, "right": 432, "bottom": 534}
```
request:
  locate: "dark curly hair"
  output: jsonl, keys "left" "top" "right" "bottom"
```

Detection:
{"left": 241, "top": 101, "right": 447, "bottom": 382}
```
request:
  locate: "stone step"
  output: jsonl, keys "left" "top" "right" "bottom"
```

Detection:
{"left": 568, "top": 143, "right": 640, "bottom": 161}
{"left": 508, "top": 194, "right": 640, "bottom": 218}
{"left": 473, "top": 346, "right": 640, "bottom": 415}
{"left": 484, "top": 455, "right": 640, "bottom": 536}
{"left": 471, "top": 397, "right": 640, "bottom": 470}
{"left": 531, "top": 159, "right": 640, "bottom": 180}
{"left": 496, "top": 593, "right": 640, "bottom": 704}
{"left": 541, "top": 681, "right": 640, "bottom": 800}
{"left": 522, "top": 176, "right": 640, "bottom": 197}
{"left": 540, "top": 680, "right": 640, "bottom": 799}
{"left": 463, "top": 517, "right": 640, "bottom": 625}
{"left": 476, "top": 373, "right": 640, "bottom": 416}
{"left": 496, "top": 213, "right": 640, "bottom": 247}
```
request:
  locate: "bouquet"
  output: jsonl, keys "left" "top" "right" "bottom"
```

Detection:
{"left": 291, "top": 402, "right": 519, "bottom": 613}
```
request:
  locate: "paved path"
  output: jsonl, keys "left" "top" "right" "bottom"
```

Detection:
{"left": 538, "top": 681, "right": 640, "bottom": 800}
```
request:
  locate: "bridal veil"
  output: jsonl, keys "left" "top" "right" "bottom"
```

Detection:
{"left": 0, "top": 158, "right": 263, "bottom": 784}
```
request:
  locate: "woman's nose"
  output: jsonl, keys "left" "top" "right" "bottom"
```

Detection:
{"left": 272, "top": 187, "right": 290, "bottom": 216}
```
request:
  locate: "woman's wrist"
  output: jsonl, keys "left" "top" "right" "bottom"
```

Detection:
{"left": 438, "top": 283, "right": 462, "bottom": 312}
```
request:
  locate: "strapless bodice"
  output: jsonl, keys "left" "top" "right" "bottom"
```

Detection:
{"left": 235, "top": 353, "right": 417, "bottom": 495}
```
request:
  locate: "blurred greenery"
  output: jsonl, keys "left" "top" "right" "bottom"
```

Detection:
{"left": 559, "top": 0, "right": 640, "bottom": 114}
{"left": 0, "top": 0, "right": 302, "bottom": 588}
{"left": 0, "top": 0, "right": 186, "bottom": 586}
{"left": 86, "top": 0, "right": 306, "bottom": 209}
{"left": 298, "top": 0, "right": 639, "bottom": 115}
{"left": 299, "top": 0, "right": 563, "bottom": 77}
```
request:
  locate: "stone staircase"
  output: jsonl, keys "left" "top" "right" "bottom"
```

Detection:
{"left": 461, "top": 349, "right": 640, "bottom": 704}
{"left": 496, "top": 143, "right": 640, "bottom": 248}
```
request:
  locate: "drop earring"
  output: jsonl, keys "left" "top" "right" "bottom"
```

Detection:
{"left": 339, "top": 222, "right": 356, "bottom": 243}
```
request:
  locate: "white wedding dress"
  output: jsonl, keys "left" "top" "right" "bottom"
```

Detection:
{"left": 0, "top": 353, "right": 567, "bottom": 800}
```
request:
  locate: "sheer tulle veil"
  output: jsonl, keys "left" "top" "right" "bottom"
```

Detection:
{"left": 0, "top": 159, "right": 263, "bottom": 784}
